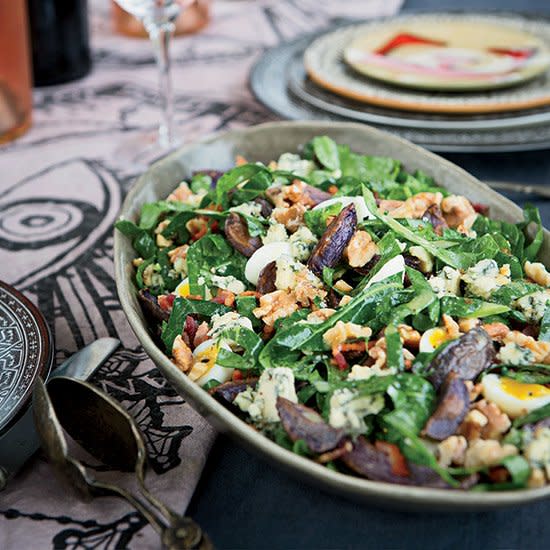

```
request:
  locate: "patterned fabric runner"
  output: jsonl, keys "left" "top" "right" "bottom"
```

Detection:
{"left": 0, "top": 1, "right": 403, "bottom": 547}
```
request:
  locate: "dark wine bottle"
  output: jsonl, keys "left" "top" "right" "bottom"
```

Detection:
{"left": 27, "top": 0, "right": 92, "bottom": 87}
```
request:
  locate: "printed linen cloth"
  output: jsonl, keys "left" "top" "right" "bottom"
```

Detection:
{"left": 0, "top": 0, "right": 403, "bottom": 547}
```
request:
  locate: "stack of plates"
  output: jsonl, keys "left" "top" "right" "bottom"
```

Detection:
{"left": 250, "top": 12, "right": 550, "bottom": 152}
{"left": 0, "top": 280, "right": 53, "bottom": 487}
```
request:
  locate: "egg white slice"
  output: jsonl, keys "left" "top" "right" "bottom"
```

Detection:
{"left": 245, "top": 242, "right": 293, "bottom": 285}
{"left": 366, "top": 255, "right": 405, "bottom": 288}
{"left": 481, "top": 373, "right": 550, "bottom": 419}
{"left": 193, "top": 339, "right": 233, "bottom": 387}
{"left": 313, "top": 196, "right": 375, "bottom": 222}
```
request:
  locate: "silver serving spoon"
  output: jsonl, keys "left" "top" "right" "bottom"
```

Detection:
{"left": 33, "top": 376, "right": 212, "bottom": 550}
{"left": 485, "top": 180, "right": 550, "bottom": 199}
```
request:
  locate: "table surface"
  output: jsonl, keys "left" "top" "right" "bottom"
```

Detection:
{"left": 187, "top": 1, "right": 550, "bottom": 548}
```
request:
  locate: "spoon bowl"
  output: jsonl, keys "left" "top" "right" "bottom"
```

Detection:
{"left": 32, "top": 376, "right": 211, "bottom": 549}
{"left": 46, "top": 376, "right": 145, "bottom": 473}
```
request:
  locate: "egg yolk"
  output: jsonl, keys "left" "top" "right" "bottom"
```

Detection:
{"left": 501, "top": 377, "right": 550, "bottom": 400}
{"left": 195, "top": 345, "right": 219, "bottom": 372}
{"left": 429, "top": 328, "right": 449, "bottom": 349}
{"left": 177, "top": 282, "right": 191, "bottom": 297}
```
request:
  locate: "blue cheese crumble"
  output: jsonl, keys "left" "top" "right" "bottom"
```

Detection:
{"left": 514, "top": 291, "right": 550, "bottom": 323}
{"left": 462, "top": 259, "right": 510, "bottom": 299}
{"left": 208, "top": 311, "right": 253, "bottom": 339}
{"left": 210, "top": 274, "right": 246, "bottom": 295}
{"left": 289, "top": 226, "right": 318, "bottom": 261}
{"left": 262, "top": 222, "right": 288, "bottom": 245}
{"left": 328, "top": 388, "right": 385, "bottom": 435}
{"left": 234, "top": 367, "right": 297, "bottom": 422}
{"left": 276, "top": 153, "right": 315, "bottom": 178}
{"left": 229, "top": 201, "right": 264, "bottom": 218}
{"left": 428, "top": 266, "right": 462, "bottom": 297}
{"left": 497, "top": 342, "right": 536, "bottom": 365}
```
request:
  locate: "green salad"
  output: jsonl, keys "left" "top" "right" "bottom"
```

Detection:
{"left": 116, "top": 136, "right": 550, "bottom": 491}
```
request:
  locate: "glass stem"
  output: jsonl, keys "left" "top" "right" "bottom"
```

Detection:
{"left": 146, "top": 21, "right": 176, "bottom": 148}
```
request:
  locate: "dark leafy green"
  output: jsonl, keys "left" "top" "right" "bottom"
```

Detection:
{"left": 440, "top": 296, "right": 510, "bottom": 319}
{"left": 216, "top": 326, "right": 264, "bottom": 371}
{"left": 161, "top": 297, "right": 230, "bottom": 351}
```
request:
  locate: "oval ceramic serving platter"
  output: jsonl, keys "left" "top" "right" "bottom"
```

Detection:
{"left": 114, "top": 121, "right": 550, "bottom": 511}
{"left": 0, "top": 281, "right": 53, "bottom": 435}
{"left": 304, "top": 13, "right": 550, "bottom": 114}
{"left": 343, "top": 19, "right": 550, "bottom": 92}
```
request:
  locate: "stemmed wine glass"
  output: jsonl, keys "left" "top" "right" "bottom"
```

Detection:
{"left": 113, "top": 0, "right": 194, "bottom": 163}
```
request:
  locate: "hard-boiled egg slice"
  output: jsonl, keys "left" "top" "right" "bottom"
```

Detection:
{"left": 419, "top": 327, "right": 454, "bottom": 353}
{"left": 481, "top": 373, "right": 550, "bottom": 419}
{"left": 312, "top": 196, "right": 375, "bottom": 222}
{"left": 366, "top": 255, "right": 405, "bottom": 288}
{"left": 245, "top": 242, "right": 292, "bottom": 285}
{"left": 174, "top": 277, "right": 191, "bottom": 298}
{"left": 173, "top": 277, "right": 212, "bottom": 299}
{"left": 192, "top": 339, "right": 233, "bottom": 387}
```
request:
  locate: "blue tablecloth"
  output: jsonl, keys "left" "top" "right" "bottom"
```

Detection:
{"left": 187, "top": 1, "right": 550, "bottom": 548}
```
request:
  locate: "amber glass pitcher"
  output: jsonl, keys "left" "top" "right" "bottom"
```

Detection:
{"left": 0, "top": 0, "right": 33, "bottom": 144}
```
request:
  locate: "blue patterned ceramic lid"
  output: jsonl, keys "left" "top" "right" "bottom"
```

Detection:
{"left": 0, "top": 281, "right": 53, "bottom": 435}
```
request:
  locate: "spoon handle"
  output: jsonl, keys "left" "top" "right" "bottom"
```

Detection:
{"left": 91, "top": 478, "right": 166, "bottom": 535}
{"left": 92, "top": 479, "right": 211, "bottom": 548}
{"left": 134, "top": 472, "right": 212, "bottom": 549}
{"left": 484, "top": 180, "right": 550, "bottom": 199}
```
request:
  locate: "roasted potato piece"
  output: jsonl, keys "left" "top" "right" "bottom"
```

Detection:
{"left": 423, "top": 373, "right": 470, "bottom": 441}
{"left": 428, "top": 327, "right": 495, "bottom": 390}
{"left": 256, "top": 261, "right": 277, "bottom": 295}
{"left": 276, "top": 397, "right": 345, "bottom": 453}
{"left": 224, "top": 212, "right": 262, "bottom": 257}
{"left": 307, "top": 204, "right": 357, "bottom": 276}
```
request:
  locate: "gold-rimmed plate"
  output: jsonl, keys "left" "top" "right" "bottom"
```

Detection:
{"left": 304, "top": 13, "right": 550, "bottom": 114}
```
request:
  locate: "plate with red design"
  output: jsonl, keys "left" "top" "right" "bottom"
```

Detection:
{"left": 344, "top": 18, "right": 550, "bottom": 91}
{"left": 304, "top": 13, "right": 550, "bottom": 113}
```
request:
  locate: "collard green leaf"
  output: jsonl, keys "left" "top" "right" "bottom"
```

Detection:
{"left": 216, "top": 326, "right": 264, "bottom": 371}
{"left": 259, "top": 280, "right": 401, "bottom": 368}
{"left": 440, "top": 296, "right": 510, "bottom": 319}
{"left": 521, "top": 204, "right": 544, "bottom": 262}
{"left": 161, "top": 297, "right": 230, "bottom": 352}
{"left": 384, "top": 374, "right": 436, "bottom": 435}
{"left": 230, "top": 170, "right": 273, "bottom": 204}
{"left": 115, "top": 220, "right": 157, "bottom": 259}
{"left": 312, "top": 136, "right": 340, "bottom": 171}
{"left": 161, "top": 208, "right": 225, "bottom": 243}
{"left": 385, "top": 325, "right": 404, "bottom": 371}
{"left": 190, "top": 173, "right": 212, "bottom": 194}
{"left": 388, "top": 268, "right": 437, "bottom": 325}
{"left": 139, "top": 200, "right": 192, "bottom": 230}
{"left": 501, "top": 455, "right": 531, "bottom": 486}
{"left": 498, "top": 364, "right": 550, "bottom": 384}
{"left": 186, "top": 234, "right": 246, "bottom": 296}
{"left": 215, "top": 164, "right": 268, "bottom": 207}
{"left": 362, "top": 187, "right": 468, "bottom": 269}
{"left": 339, "top": 145, "right": 399, "bottom": 184}
{"left": 236, "top": 295, "right": 261, "bottom": 329}
{"left": 540, "top": 304, "right": 550, "bottom": 342}
{"left": 490, "top": 281, "right": 542, "bottom": 306}
{"left": 304, "top": 202, "right": 342, "bottom": 237}
{"left": 512, "top": 402, "right": 550, "bottom": 428}
{"left": 382, "top": 414, "right": 459, "bottom": 488}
